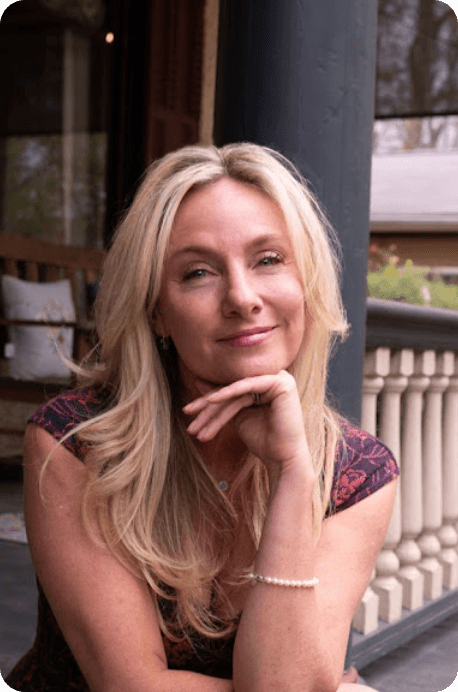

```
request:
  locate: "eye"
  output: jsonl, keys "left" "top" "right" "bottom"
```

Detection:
{"left": 182, "top": 267, "right": 209, "bottom": 281}
{"left": 257, "top": 252, "right": 283, "bottom": 267}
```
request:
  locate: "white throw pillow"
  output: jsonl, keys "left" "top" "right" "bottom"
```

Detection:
{"left": 1, "top": 275, "right": 76, "bottom": 381}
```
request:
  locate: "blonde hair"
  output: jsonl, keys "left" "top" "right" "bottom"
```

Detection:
{"left": 54, "top": 143, "right": 348, "bottom": 640}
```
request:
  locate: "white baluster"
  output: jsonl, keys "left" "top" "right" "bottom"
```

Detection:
{"left": 449, "top": 371, "right": 458, "bottom": 557}
{"left": 417, "top": 351, "right": 447, "bottom": 599}
{"left": 353, "top": 350, "right": 389, "bottom": 633}
{"left": 353, "top": 570, "right": 379, "bottom": 635}
{"left": 361, "top": 376, "right": 384, "bottom": 436}
{"left": 372, "top": 349, "right": 410, "bottom": 622}
{"left": 437, "top": 353, "right": 458, "bottom": 589}
{"left": 396, "top": 352, "right": 428, "bottom": 610}
{"left": 361, "top": 348, "right": 390, "bottom": 435}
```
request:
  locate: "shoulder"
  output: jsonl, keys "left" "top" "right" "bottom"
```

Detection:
{"left": 330, "top": 421, "right": 399, "bottom": 514}
{"left": 28, "top": 387, "right": 110, "bottom": 460}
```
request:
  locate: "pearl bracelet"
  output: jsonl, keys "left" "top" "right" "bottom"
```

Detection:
{"left": 248, "top": 572, "right": 319, "bottom": 588}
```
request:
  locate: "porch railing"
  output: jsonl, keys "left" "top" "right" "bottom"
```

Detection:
{"left": 350, "top": 298, "right": 458, "bottom": 668}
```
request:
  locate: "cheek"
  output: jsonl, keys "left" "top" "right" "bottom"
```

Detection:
{"left": 166, "top": 297, "right": 212, "bottom": 346}
{"left": 281, "top": 283, "right": 307, "bottom": 345}
{"left": 278, "top": 280, "right": 305, "bottom": 322}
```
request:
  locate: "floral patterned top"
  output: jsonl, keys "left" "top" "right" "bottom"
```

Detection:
{"left": 6, "top": 388, "right": 399, "bottom": 691}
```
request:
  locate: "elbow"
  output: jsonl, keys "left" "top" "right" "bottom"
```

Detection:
{"left": 300, "top": 666, "right": 343, "bottom": 692}
{"left": 319, "top": 665, "right": 344, "bottom": 692}
{"left": 315, "top": 668, "right": 344, "bottom": 692}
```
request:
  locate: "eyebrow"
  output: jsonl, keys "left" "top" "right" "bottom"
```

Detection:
{"left": 170, "top": 234, "right": 288, "bottom": 259}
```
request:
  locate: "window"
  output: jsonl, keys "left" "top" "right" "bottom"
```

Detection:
{"left": 0, "top": 0, "right": 111, "bottom": 248}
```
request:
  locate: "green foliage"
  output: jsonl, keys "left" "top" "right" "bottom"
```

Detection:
{"left": 4, "top": 134, "right": 106, "bottom": 247}
{"left": 367, "top": 258, "right": 458, "bottom": 311}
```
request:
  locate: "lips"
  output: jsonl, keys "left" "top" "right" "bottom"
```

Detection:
{"left": 218, "top": 326, "right": 275, "bottom": 341}
{"left": 218, "top": 327, "right": 274, "bottom": 341}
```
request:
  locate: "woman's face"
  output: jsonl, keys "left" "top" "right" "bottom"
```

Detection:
{"left": 155, "top": 177, "right": 306, "bottom": 394}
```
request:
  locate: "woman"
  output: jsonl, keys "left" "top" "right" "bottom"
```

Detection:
{"left": 6, "top": 143, "right": 398, "bottom": 692}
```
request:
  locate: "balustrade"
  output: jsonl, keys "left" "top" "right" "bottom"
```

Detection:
{"left": 353, "top": 340, "right": 458, "bottom": 637}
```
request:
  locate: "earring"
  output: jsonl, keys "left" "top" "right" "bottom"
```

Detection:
{"left": 159, "top": 336, "right": 170, "bottom": 351}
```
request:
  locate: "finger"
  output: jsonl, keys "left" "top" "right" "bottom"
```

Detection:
{"left": 189, "top": 394, "right": 254, "bottom": 440}
{"left": 183, "top": 399, "right": 210, "bottom": 417}
{"left": 205, "top": 375, "right": 278, "bottom": 404}
{"left": 186, "top": 400, "right": 223, "bottom": 434}
{"left": 185, "top": 387, "right": 254, "bottom": 434}
{"left": 184, "top": 371, "right": 295, "bottom": 415}
{"left": 195, "top": 400, "right": 252, "bottom": 440}
{"left": 183, "top": 376, "right": 269, "bottom": 414}
{"left": 189, "top": 393, "right": 252, "bottom": 437}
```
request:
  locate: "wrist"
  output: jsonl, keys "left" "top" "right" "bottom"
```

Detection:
{"left": 268, "top": 465, "right": 315, "bottom": 504}
{"left": 268, "top": 448, "right": 315, "bottom": 489}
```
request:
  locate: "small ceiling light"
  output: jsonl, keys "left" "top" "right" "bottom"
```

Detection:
{"left": 105, "top": 32, "right": 114, "bottom": 44}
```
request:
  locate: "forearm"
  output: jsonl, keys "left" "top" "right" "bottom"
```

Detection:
{"left": 159, "top": 671, "right": 233, "bottom": 692}
{"left": 233, "top": 467, "right": 340, "bottom": 692}
{"left": 96, "top": 667, "right": 234, "bottom": 692}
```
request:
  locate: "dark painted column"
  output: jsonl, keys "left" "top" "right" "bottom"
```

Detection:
{"left": 214, "top": 0, "right": 378, "bottom": 424}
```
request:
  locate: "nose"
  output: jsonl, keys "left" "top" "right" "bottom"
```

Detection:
{"left": 221, "top": 267, "right": 263, "bottom": 318}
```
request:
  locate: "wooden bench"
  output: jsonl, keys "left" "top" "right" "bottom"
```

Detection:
{"left": 0, "top": 233, "right": 104, "bottom": 459}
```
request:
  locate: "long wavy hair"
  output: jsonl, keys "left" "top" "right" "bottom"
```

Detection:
{"left": 46, "top": 143, "right": 348, "bottom": 640}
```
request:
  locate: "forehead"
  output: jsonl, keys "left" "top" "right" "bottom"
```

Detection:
{"left": 167, "top": 177, "right": 290, "bottom": 253}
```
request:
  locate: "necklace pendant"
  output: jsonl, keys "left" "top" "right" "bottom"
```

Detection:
{"left": 219, "top": 480, "right": 228, "bottom": 491}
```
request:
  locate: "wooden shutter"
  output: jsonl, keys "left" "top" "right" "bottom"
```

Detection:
{"left": 146, "top": 0, "right": 205, "bottom": 163}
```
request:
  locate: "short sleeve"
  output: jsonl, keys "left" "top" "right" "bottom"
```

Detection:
{"left": 28, "top": 388, "right": 106, "bottom": 460}
{"left": 330, "top": 422, "right": 399, "bottom": 514}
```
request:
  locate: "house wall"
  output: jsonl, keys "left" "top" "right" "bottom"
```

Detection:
{"left": 370, "top": 232, "right": 458, "bottom": 268}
